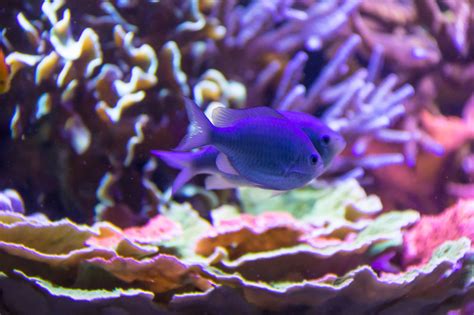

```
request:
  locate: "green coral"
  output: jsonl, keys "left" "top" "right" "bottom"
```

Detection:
{"left": 174, "top": 238, "right": 473, "bottom": 313}
{"left": 14, "top": 270, "right": 154, "bottom": 300}
{"left": 159, "top": 202, "right": 211, "bottom": 260}
{"left": 239, "top": 179, "right": 382, "bottom": 230}
{"left": 0, "top": 271, "right": 164, "bottom": 314}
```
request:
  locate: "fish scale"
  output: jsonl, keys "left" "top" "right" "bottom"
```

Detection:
{"left": 211, "top": 116, "right": 321, "bottom": 189}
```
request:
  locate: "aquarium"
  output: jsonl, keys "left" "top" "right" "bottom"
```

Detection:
{"left": 0, "top": 0, "right": 472, "bottom": 314}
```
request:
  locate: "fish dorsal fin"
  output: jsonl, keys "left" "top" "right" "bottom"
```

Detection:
{"left": 216, "top": 153, "right": 239, "bottom": 175}
{"left": 212, "top": 106, "right": 286, "bottom": 127}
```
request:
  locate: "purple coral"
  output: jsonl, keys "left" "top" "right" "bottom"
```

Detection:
{"left": 0, "top": 189, "right": 25, "bottom": 213}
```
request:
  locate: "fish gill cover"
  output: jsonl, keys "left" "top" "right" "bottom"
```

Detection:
{"left": 0, "top": 0, "right": 472, "bottom": 314}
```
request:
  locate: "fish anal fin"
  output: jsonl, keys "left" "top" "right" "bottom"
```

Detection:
{"left": 205, "top": 174, "right": 241, "bottom": 190}
{"left": 216, "top": 153, "right": 239, "bottom": 175}
{"left": 270, "top": 190, "right": 288, "bottom": 198}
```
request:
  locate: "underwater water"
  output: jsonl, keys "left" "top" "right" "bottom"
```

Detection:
{"left": 0, "top": 0, "right": 473, "bottom": 314}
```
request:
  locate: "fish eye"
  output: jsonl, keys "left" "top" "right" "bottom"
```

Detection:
{"left": 321, "top": 135, "right": 331, "bottom": 145}
{"left": 310, "top": 154, "right": 319, "bottom": 165}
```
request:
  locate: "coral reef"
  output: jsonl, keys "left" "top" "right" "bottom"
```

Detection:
{"left": 353, "top": 0, "right": 474, "bottom": 212}
{"left": 0, "top": 0, "right": 473, "bottom": 313}
{"left": 0, "top": 182, "right": 472, "bottom": 313}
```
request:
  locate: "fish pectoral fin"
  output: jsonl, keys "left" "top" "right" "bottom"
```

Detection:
{"left": 212, "top": 106, "right": 287, "bottom": 127}
{"left": 216, "top": 153, "right": 239, "bottom": 175}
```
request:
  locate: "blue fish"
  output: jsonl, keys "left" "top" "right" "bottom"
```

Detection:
{"left": 153, "top": 146, "right": 257, "bottom": 193}
{"left": 211, "top": 107, "right": 346, "bottom": 170}
{"left": 154, "top": 107, "right": 346, "bottom": 193}
{"left": 278, "top": 111, "right": 346, "bottom": 169}
{"left": 173, "top": 99, "right": 324, "bottom": 191}
{"left": 151, "top": 146, "right": 219, "bottom": 194}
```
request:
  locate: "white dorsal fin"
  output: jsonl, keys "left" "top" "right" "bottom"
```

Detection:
{"left": 216, "top": 153, "right": 239, "bottom": 175}
{"left": 212, "top": 106, "right": 286, "bottom": 127}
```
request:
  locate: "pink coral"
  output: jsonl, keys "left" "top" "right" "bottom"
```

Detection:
{"left": 212, "top": 212, "right": 302, "bottom": 233}
{"left": 421, "top": 110, "right": 474, "bottom": 152}
{"left": 403, "top": 199, "right": 474, "bottom": 266}
{"left": 88, "top": 214, "right": 181, "bottom": 249}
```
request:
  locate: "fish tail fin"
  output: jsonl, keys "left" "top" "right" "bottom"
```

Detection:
{"left": 175, "top": 98, "right": 213, "bottom": 151}
{"left": 151, "top": 150, "right": 194, "bottom": 170}
{"left": 151, "top": 150, "right": 197, "bottom": 194}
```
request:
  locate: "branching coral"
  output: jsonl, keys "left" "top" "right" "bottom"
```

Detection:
{"left": 352, "top": 0, "right": 474, "bottom": 211}
{"left": 0, "top": 0, "right": 425, "bottom": 220}
{"left": 1, "top": 0, "right": 176, "bottom": 223}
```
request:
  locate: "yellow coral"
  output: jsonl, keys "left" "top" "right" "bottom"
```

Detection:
{"left": 16, "top": 13, "right": 40, "bottom": 48}
{"left": 49, "top": 10, "right": 102, "bottom": 77}
{"left": 35, "top": 51, "right": 60, "bottom": 84}
{"left": 194, "top": 69, "right": 246, "bottom": 107}
{"left": 113, "top": 25, "right": 158, "bottom": 75}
